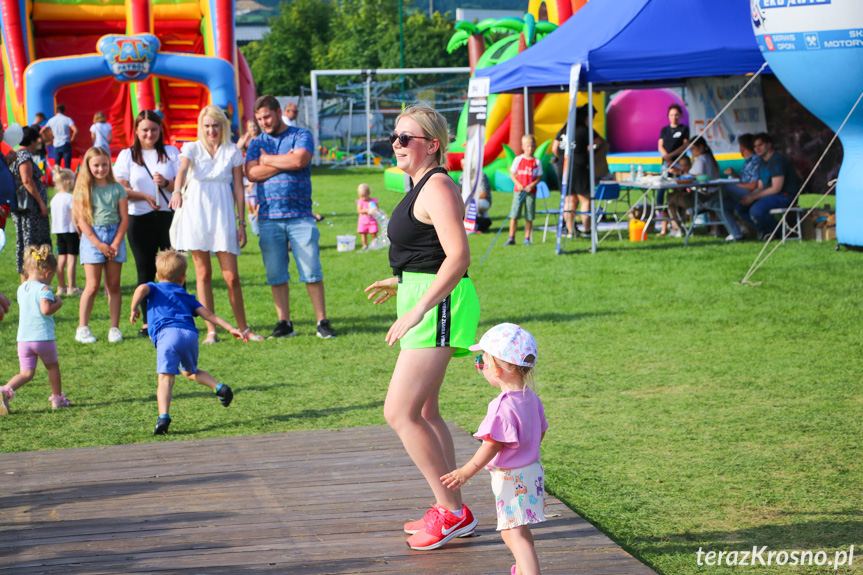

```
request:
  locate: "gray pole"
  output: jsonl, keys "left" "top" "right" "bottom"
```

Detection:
{"left": 523, "top": 85, "right": 529, "bottom": 136}
{"left": 311, "top": 71, "right": 320, "bottom": 166}
{"left": 346, "top": 99, "right": 353, "bottom": 159}
{"left": 365, "top": 72, "right": 372, "bottom": 168}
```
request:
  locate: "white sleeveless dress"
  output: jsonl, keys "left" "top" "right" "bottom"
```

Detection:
{"left": 173, "top": 141, "right": 244, "bottom": 254}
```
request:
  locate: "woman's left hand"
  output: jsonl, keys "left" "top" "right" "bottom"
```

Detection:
{"left": 364, "top": 277, "right": 397, "bottom": 304}
{"left": 38, "top": 202, "right": 48, "bottom": 217}
{"left": 152, "top": 172, "right": 167, "bottom": 188}
{"left": 385, "top": 308, "right": 424, "bottom": 346}
{"left": 237, "top": 225, "right": 247, "bottom": 248}
{"left": 169, "top": 193, "right": 183, "bottom": 210}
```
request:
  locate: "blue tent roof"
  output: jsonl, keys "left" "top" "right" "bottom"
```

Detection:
{"left": 474, "top": 0, "right": 768, "bottom": 93}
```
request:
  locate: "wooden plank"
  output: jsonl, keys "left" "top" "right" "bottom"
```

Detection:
{"left": 0, "top": 424, "right": 656, "bottom": 574}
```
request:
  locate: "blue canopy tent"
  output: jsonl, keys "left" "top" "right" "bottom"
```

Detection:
{"left": 473, "top": 0, "right": 769, "bottom": 253}
{"left": 474, "top": 0, "right": 768, "bottom": 93}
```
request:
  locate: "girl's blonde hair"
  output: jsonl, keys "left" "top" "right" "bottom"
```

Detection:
{"left": 486, "top": 352, "right": 537, "bottom": 390}
{"left": 53, "top": 168, "right": 75, "bottom": 194}
{"left": 197, "top": 105, "right": 231, "bottom": 147}
{"left": 24, "top": 244, "right": 58, "bottom": 276}
{"left": 93, "top": 111, "right": 106, "bottom": 123}
{"left": 395, "top": 101, "right": 449, "bottom": 167}
{"left": 73, "top": 147, "right": 116, "bottom": 225}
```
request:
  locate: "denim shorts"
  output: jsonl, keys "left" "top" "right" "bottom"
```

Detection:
{"left": 80, "top": 224, "right": 127, "bottom": 265}
{"left": 155, "top": 327, "right": 199, "bottom": 375}
{"left": 258, "top": 217, "right": 322, "bottom": 285}
{"left": 508, "top": 192, "right": 537, "bottom": 221}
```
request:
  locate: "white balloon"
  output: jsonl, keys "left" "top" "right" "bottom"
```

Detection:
{"left": 3, "top": 123, "right": 23, "bottom": 147}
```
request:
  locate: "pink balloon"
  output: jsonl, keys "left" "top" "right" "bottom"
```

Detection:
{"left": 606, "top": 89, "right": 688, "bottom": 153}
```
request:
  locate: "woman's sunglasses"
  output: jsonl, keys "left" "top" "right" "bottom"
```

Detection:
{"left": 388, "top": 132, "right": 432, "bottom": 147}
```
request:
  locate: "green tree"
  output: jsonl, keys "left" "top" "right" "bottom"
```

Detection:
{"left": 241, "top": 0, "right": 332, "bottom": 96}
{"left": 379, "top": 11, "right": 462, "bottom": 70}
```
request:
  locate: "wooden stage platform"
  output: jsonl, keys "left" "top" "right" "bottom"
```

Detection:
{"left": 0, "top": 424, "right": 656, "bottom": 574}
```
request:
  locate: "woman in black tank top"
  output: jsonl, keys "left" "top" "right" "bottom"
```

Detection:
{"left": 365, "top": 103, "right": 480, "bottom": 550}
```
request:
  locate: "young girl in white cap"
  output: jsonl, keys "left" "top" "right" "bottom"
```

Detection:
{"left": 441, "top": 323, "right": 548, "bottom": 575}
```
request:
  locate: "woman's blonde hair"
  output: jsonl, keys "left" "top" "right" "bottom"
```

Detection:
{"left": 73, "top": 147, "right": 116, "bottom": 225}
{"left": 395, "top": 102, "right": 449, "bottom": 167}
{"left": 197, "top": 105, "right": 231, "bottom": 147}
{"left": 53, "top": 168, "right": 75, "bottom": 194}
{"left": 93, "top": 111, "right": 106, "bottom": 123}
{"left": 23, "top": 244, "right": 58, "bottom": 275}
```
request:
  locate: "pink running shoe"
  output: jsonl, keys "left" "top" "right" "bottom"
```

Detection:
{"left": 404, "top": 506, "right": 475, "bottom": 537}
{"left": 49, "top": 393, "right": 72, "bottom": 409}
{"left": 406, "top": 504, "right": 477, "bottom": 551}
{"left": 0, "top": 385, "right": 13, "bottom": 415}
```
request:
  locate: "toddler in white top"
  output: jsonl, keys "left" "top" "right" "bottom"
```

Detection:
{"left": 441, "top": 323, "right": 548, "bottom": 575}
{"left": 49, "top": 168, "right": 80, "bottom": 295}
{"left": 1, "top": 245, "right": 71, "bottom": 415}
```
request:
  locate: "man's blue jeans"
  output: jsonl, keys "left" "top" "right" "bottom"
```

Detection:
{"left": 53, "top": 143, "right": 72, "bottom": 169}
{"left": 736, "top": 194, "right": 791, "bottom": 236}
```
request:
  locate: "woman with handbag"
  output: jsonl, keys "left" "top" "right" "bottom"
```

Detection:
{"left": 114, "top": 110, "right": 179, "bottom": 336}
{"left": 11, "top": 127, "right": 51, "bottom": 279}
{"left": 170, "top": 106, "right": 262, "bottom": 343}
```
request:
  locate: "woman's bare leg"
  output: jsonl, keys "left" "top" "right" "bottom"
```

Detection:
{"left": 191, "top": 251, "right": 216, "bottom": 334}
{"left": 384, "top": 347, "right": 461, "bottom": 511}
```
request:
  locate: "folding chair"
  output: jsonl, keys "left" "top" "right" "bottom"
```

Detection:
{"left": 535, "top": 181, "right": 559, "bottom": 243}
{"left": 576, "top": 182, "right": 625, "bottom": 243}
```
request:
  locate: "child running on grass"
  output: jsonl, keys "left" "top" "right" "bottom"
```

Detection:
{"left": 441, "top": 323, "right": 548, "bottom": 575}
{"left": 506, "top": 134, "right": 543, "bottom": 246}
{"left": 355, "top": 183, "right": 378, "bottom": 249}
{"left": 130, "top": 249, "right": 247, "bottom": 435}
{"left": 1, "top": 245, "right": 71, "bottom": 415}
{"left": 74, "top": 147, "right": 128, "bottom": 344}
{"left": 49, "top": 168, "right": 81, "bottom": 295}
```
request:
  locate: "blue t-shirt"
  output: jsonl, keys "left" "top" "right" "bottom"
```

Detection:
{"left": 145, "top": 282, "right": 202, "bottom": 344}
{"left": 759, "top": 152, "right": 798, "bottom": 197}
{"left": 17, "top": 281, "right": 55, "bottom": 342}
{"left": 244, "top": 126, "right": 314, "bottom": 220}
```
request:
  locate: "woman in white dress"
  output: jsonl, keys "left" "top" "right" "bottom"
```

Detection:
{"left": 170, "top": 105, "right": 262, "bottom": 343}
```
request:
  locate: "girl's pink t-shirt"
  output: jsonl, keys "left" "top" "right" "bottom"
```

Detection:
{"left": 474, "top": 387, "right": 548, "bottom": 469}
{"left": 357, "top": 198, "right": 378, "bottom": 226}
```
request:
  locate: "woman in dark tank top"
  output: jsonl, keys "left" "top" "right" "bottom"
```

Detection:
{"left": 365, "top": 103, "right": 481, "bottom": 550}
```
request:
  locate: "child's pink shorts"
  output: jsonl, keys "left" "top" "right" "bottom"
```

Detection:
{"left": 357, "top": 219, "right": 378, "bottom": 234}
{"left": 18, "top": 341, "right": 59, "bottom": 370}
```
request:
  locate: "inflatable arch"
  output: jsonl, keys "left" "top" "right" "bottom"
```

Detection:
{"left": 0, "top": 0, "right": 257, "bottom": 156}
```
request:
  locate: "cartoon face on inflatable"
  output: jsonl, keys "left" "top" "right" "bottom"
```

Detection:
{"left": 751, "top": 0, "right": 863, "bottom": 246}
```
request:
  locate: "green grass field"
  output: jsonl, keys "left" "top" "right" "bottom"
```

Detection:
{"left": 1, "top": 168, "right": 860, "bottom": 574}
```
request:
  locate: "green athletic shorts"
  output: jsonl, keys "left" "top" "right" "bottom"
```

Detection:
{"left": 396, "top": 271, "right": 480, "bottom": 357}
{"left": 509, "top": 192, "right": 536, "bottom": 221}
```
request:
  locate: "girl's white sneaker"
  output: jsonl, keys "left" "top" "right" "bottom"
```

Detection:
{"left": 108, "top": 327, "right": 123, "bottom": 343}
{"left": 75, "top": 326, "right": 97, "bottom": 344}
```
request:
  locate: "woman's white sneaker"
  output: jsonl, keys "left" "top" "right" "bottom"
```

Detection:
{"left": 108, "top": 327, "right": 123, "bottom": 343}
{"left": 75, "top": 326, "right": 97, "bottom": 344}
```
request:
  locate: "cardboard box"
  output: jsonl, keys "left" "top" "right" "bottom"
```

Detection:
{"left": 802, "top": 209, "right": 832, "bottom": 240}
{"left": 815, "top": 226, "right": 837, "bottom": 242}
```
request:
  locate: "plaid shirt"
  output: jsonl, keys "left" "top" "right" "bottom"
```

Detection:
{"left": 245, "top": 127, "right": 314, "bottom": 220}
{"left": 740, "top": 154, "right": 762, "bottom": 183}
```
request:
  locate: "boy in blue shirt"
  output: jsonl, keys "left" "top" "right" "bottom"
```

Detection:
{"left": 130, "top": 249, "right": 247, "bottom": 435}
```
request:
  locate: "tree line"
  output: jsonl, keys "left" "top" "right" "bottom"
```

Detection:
{"left": 241, "top": 0, "right": 466, "bottom": 96}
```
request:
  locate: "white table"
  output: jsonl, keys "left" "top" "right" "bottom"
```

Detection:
{"left": 621, "top": 178, "right": 741, "bottom": 246}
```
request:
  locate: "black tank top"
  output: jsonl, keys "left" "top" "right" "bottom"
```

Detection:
{"left": 388, "top": 167, "right": 451, "bottom": 275}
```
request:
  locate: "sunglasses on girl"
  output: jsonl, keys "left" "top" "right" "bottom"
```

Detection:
{"left": 388, "top": 132, "right": 432, "bottom": 147}
{"left": 475, "top": 355, "right": 489, "bottom": 372}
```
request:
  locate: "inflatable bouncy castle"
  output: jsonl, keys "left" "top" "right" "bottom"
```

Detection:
{"left": 0, "top": 0, "right": 256, "bottom": 158}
